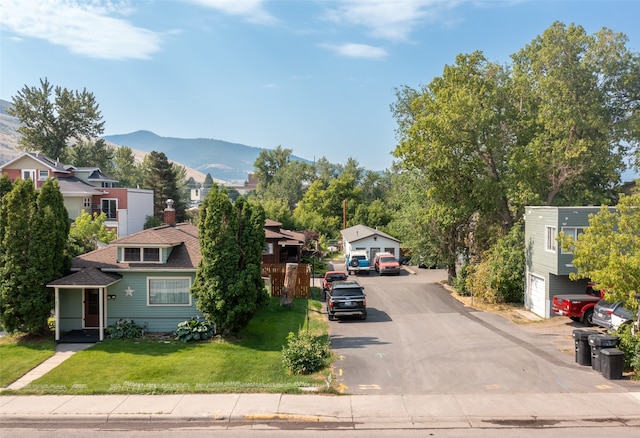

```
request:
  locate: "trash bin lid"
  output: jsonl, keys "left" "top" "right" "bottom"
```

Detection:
{"left": 588, "top": 334, "right": 605, "bottom": 345}
{"left": 601, "top": 348, "right": 624, "bottom": 356}
{"left": 599, "top": 335, "right": 619, "bottom": 347}
{"left": 573, "top": 330, "right": 598, "bottom": 340}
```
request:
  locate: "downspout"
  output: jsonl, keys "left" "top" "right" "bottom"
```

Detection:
{"left": 99, "top": 288, "right": 104, "bottom": 341}
{"left": 55, "top": 288, "right": 60, "bottom": 341}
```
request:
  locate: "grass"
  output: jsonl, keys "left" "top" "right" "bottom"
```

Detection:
{"left": 0, "top": 335, "right": 57, "bottom": 387}
{"left": 3, "top": 294, "right": 334, "bottom": 395}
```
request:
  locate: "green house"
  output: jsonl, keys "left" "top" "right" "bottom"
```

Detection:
{"left": 48, "top": 206, "right": 203, "bottom": 342}
{"left": 523, "top": 206, "right": 613, "bottom": 318}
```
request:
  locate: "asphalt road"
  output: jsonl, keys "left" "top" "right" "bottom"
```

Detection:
{"left": 327, "top": 266, "right": 633, "bottom": 396}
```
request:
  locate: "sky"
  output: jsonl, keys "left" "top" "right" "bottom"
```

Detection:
{"left": 1, "top": 0, "right": 640, "bottom": 172}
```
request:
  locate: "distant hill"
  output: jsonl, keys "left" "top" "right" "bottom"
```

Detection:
{"left": 0, "top": 98, "right": 309, "bottom": 184}
{"left": 103, "top": 131, "right": 299, "bottom": 184}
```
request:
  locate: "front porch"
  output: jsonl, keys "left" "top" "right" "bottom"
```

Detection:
{"left": 58, "top": 329, "right": 103, "bottom": 344}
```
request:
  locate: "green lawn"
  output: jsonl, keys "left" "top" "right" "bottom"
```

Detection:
{"left": 3, "top": 295, "right": 333, "bottom": 395}
{"left": 0, "top": 336, "right": 57, "bottom": 387}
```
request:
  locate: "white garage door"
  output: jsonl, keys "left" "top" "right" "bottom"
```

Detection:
{"left": 529, "top": 274, "right": 546, "bottom": 318}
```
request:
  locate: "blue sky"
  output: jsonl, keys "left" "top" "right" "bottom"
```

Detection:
{"left": 1, "top": 1, "right": 639, "bottom": 171}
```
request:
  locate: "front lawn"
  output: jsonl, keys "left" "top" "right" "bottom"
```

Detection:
{"left": 5, "top": 295, "right": 333, "bottom": 395}
{"left": 0, "top": 335, "right": 56, "bottom": 387}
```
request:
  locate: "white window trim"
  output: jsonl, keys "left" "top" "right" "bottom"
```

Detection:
{"left": 38, "top": 169, "right": 49, "bottom": 181}
{"left": 545, "top": 226, "right": 557, "bottom": 253}
{"left": 123, "top": 247, "right": 162, "bottom": 263}
{"left": 147, "top": 276, "right": 192, "bottom": 306}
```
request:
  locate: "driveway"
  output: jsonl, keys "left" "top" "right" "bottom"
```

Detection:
{"left": 327, "top": 266, "right": 637, "bottom": 395}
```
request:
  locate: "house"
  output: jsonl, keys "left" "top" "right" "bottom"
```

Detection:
{"left": 47, "top": 202, "right": 203, "bottom": 341}
{"left": 263, "top": 219, "right": 305, "bottom": 264}
{"left": 341, "top": 224, "right": 401, "bottom": 262}
{"left": 0, "top": 152, "right": 153, "bottom": 237}
{"left": 523, "top": 206, "right": 614, "bottom": 318}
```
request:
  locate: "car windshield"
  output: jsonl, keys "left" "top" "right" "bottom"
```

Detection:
{"left": 328, "top": 274, "right": 346, "bottom": 282}
{"left": 353, "top": 255, "right": 366, "bottom": 260}
{"left": 380, "top": 257, "right": 396, "bottom": 263}
{"left": 332, "top": 288, "right": 363, "bottom": 297}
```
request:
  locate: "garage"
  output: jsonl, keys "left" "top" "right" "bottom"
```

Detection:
{"left": 529, "top": 273, "right": 547, "bottom": 318}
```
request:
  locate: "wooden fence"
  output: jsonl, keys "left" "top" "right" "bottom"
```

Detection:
{"left": 262, "top": 263, "right": 310, "bottom": 298}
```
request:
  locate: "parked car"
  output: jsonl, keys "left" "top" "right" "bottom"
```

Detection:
{"left": 322, "top": 271, "right": 347, "bottom": 300}
{"left": 326, "top": 280, "right": 367, "bottom": 321}
{"left": 592, "top": 300, "right": 635, "bottom": 331}
{"left": 346, "top": 250, "right": 371, "bottom": 275}
{"left": 373, "top": 252, "right": 400, "bottom": 276}
{"left": 551, "top": 282, "right": 604, "bottom": 326}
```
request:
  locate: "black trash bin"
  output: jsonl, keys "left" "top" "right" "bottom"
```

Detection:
{"left": 601, "top": 348, "right": 624, "bottom": 379}
{"left": 572, "top": 329, "right": 595, "bottom": 366}
{"left": 588, "top": 334, "right": 619, "bottom": 372}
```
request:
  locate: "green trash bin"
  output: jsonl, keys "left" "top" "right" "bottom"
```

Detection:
{"left": 601, "top": 348, "right": 624, "bottom": 380}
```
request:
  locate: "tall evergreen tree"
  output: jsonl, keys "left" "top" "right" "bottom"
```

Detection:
{"left": 112, "top": 146, "right": 141, "bottom": 188}
{"left": 192, "top": 186, "right": 268, "bottom": 334}
{"left": 141, "top": 151, "right": 186, "bottom": 222}
{"left": 0, "top": 179, "right": 68, "bottom": 334}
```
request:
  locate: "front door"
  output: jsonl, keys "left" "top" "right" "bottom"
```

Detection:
{"left": 84, "top": 289, "right": 100, "bottom": 328}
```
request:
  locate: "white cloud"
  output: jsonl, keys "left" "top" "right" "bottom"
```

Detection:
{"left": 0, "top": 0, "right": 162, "bottom": 60}
{"left": 324, "top": 0, "right": 459, "bottom": 42}
{"left": 320, "top": 42, "right": 387, "bottom": 59}
{"left": 189, "top": 0, "right": 276, "bottom": 25}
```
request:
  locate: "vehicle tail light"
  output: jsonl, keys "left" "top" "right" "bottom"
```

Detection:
{"left": 328, "top": 299, "right": 334, "bottom": 308}
{"left": 605, "top": 309, "right": 613, "bottom": 315}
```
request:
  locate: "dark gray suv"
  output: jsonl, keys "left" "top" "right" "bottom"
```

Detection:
{"left": 326, "top": 280, "right": 367, "bottom": 321}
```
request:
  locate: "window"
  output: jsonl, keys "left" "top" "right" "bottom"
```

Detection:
{"left": 101, "top": 199, "right": 117, "bottom": 219}
{"left": 123, "top": 247, "right": 161, "bottom": 262}
{"left": 148, "top": 278, "right": 191, "bottom": 305}
{"left": 545, "top": 226, "right": 557, "bottom": 252}
{"left": 262, "top": 243, "right": 274, "bottom": 255}
{"left": 124, "top": 248, "right": 141, "bottom": 261}
{"left": 38, "top": 169, "right": 49, "bottom": 180}
{"left": 83, "top": 198, "right": 92, "bottom": 208}
{"left": 22, "top": 169, "right": 36, "bottom": 181}
{"left": 143, "top": 247, "right": 160, "bottom": 262}
{"left": 560, "top": 227, "right": 585, "bottom": 254}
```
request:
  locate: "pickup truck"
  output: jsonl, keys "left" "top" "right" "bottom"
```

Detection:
{"left": 346, "top": 250, "right": 371, "bottom": 275}
{"left": 551, "top": 283, "right": 604, "bottom": 326}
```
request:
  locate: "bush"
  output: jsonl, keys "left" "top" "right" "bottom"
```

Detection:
{"left": 282, "top": 331, "right": 330, "bottom": 375}
{"left": 174, "top": 317, "right": 214, "bottom": 343}
{"left": 615, "top": 324, "right": 640, "bottom": 376}
{"left": 106, "top": 319, "right": 144, "bottom": 339}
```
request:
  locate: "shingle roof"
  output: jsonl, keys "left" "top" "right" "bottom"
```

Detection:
{"left": 72, "top": 223, "right": 201, "bottom": 271}
{"left": 340, "top": 224, "right": 400, "bottom": 243}
{"left": 47, "top": 267, "right": 122, "bottom": 287}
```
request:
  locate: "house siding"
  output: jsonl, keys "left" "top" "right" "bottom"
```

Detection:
{"left": 524, "top": 205, "right": 612, "bottom": 318}
{"left": 104, "top": 271, "right": 202, "bottom": 332}
{"left": 58, "top": 289, "right": 83, "bottom": 332}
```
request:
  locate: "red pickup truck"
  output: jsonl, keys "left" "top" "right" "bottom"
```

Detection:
{"left": 551, "top": 283, "right": 605, "bottom": 326}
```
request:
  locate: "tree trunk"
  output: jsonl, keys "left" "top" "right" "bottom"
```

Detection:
{"left": 280, "top": 263, "right": 298, "bottom": 306}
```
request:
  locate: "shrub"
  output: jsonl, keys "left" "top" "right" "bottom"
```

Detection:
{"left": 174, "top": 317, "right": 214, "bottom": 343}
{"left": 106, "top": 319, "right": 144, "bottom": 339}
{"left": 615, "top": 324, "right": 640, "bottom": 376}
{"left": 282, "top": 331, "right": 330, "bottom": 375}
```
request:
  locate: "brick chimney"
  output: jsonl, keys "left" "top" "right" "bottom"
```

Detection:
{"left": 164, "top": 199, "right": 176, "bottom": 226}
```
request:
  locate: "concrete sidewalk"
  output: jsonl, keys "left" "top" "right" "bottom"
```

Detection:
{"left": 1, "top": 392, "right": 640, "bottom": 429}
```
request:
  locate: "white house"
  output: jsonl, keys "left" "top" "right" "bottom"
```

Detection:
{"left": 340, "top": 224, "right": 401, "bottom": 262}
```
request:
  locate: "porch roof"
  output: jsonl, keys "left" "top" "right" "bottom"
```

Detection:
{"left": 47, "top": 267, "right": 122, "bottom": 288}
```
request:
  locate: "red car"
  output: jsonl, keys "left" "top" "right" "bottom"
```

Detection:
{"left": 322, "top": 271, "right": 347, "bottom": 300}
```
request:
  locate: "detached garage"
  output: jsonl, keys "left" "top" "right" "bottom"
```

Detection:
{"left": 341, "top": 225, "right": 400, "bottom": 262}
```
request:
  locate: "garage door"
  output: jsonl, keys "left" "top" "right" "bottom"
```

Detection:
{"left": 529, "top": 274, "right": 546, "bottom": 318}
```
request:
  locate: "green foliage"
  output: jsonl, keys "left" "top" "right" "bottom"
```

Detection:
{"left": 68, "top": 211, "right": 117, "bottom": 257}
{"left": 615, "top": 324, "right": 640, "bottom": 375}
{"left": 0, "top": 179, "right": 69, "bottom": 334}
{"left": 192, "top": 187, "right": 269, "bottom": 334}
{"left": 174, "top": 317, "right": 214, "bottom": 343}
{"left": 562, "top": 194, "right": 640, "bottom": 311}
{"left": 68, "top": 139, "right": 115, "bottom": 173}
{"left": 282, "top": 331, "right": 331, "bottom": 375}
{"left": 465, "top": 223, "right": 525, "bottom": 304}
{"left": 112, "top": 146, "right": 142, "bottom": 188}
{"left": 141, "top": 151, "right": 187, "bottom": 222}
{"left": 7, "top": 78, "right": 104, "bottom": 161}
{"left": 106, "top": 319, "right": 145, "bottom": 340}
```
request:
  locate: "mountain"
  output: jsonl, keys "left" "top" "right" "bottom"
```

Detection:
{"left": 0, "top": 98, "right": 309, "bottom": 184}
{"left": 103, "top": 131, "right": 287, "bottom": 184}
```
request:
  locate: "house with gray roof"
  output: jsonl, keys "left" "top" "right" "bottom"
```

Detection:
{"left": 0, "top": 152, "right": 153, "bottom": 237}
{"left": 341, "top": 224, "right": 400, "bottom": 263}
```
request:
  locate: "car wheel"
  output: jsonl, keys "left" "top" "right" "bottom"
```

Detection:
{"left": 350, "top": 259, "right": 360, "bottom": 268}
{"left": 360, "top": 313, "right": 367, "bottom": 320}
{"left": 583, "top": 309, "right": 594, "bottom": 327}
{"left": 328, "top": 313, "right": 335, "bottom": 321}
